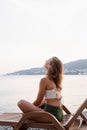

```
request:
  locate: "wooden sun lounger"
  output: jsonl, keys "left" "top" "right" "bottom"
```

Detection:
{"left": 0, "top": 99, "right": 87, "bottom": 130}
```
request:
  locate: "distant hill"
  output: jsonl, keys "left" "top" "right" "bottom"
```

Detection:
{"left": 6, "top": 59, "right": 87, "bottom": 75}
{"left": 64, "top": 59, "right": 87, "bottom": 75}
{"left": 6, "top": 67, "right": 45, "bottom": 75}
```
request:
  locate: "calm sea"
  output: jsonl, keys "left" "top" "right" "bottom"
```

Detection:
{"left": 0, "top": 75, "right": 87, "bottom": 114}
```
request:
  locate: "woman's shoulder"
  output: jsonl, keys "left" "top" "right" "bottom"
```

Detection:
{"left": 40, "top": 76, "right": 48, "bottom": 82}
{"left": 39, "top": 76, "right": 48, "bottom": 89}
{"left": 40, "top": 76, "right": 50, "bottom": 85}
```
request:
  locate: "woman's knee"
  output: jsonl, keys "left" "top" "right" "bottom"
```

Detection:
{"left": 17, "top": 99, "right": 24, "bottom": 107}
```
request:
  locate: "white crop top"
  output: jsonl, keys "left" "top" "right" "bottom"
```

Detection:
{"left": 45, "top": 89, "right": 62, "bottom": 99}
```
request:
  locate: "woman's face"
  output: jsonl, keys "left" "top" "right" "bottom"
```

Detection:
{"left": 44, "top": 58, "right": 52, "bottom": 70}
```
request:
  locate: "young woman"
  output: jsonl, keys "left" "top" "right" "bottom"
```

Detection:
{"left": 17, "top": 56, "right": 64, "bottom": 122}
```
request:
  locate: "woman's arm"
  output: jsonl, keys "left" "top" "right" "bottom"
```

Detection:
{"left": 38, "top": 98, "right": 46, "bottom": 109}
{"left": 33, "top": 77, "right": 46, "bottom": 107}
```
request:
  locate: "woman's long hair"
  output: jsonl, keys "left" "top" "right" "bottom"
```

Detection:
{"left": 47, "top": 57, "right": 63, "bottom": 89}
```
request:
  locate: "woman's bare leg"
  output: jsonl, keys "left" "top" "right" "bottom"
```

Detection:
{"left": 18, "top": 99, "right": 51, "bottom": 123}
{"left": 17, "top": 99, "right": 42, "bottom": 113}
{"left": 17, "top": 99, "right": 45, "bottom": 130}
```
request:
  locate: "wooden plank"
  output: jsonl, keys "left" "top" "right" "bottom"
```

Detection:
{"left": 0, "top": 113, "right": 22, "bottom": 127}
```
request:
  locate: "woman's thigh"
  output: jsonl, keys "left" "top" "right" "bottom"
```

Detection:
{"left": 17, "top": 99, "right": 42, "bottom": 113}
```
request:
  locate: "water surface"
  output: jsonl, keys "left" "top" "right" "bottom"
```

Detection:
{"left": 0, "top": 75, "right": 87, "bottom": 113}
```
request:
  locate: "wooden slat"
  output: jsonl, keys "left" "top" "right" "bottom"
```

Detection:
{"left": 0, "top": 113, "right": 22, "bottom": 127}
{"left": 27, "top": 121, "right": 55, "bottom": 129}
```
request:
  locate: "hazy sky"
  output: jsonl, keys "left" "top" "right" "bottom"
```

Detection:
{"left": 0, "top": 0, "right": 87, "bottom": 75}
